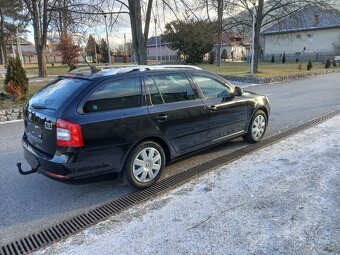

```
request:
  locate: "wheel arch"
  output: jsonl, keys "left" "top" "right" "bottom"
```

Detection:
{"left": 122, "top": 136, "right": 173, "bottom": 172}
{"left": 256, "top": 106, "right": 269, "bottom": 121}
{"left": 139, "top": 137, "right": 172, "bottom": 164}
{"left": 246, "top": 106, "right": 269, "bottom": 132}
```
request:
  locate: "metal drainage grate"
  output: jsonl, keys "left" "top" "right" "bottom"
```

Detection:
{"left": 1, "top": 109, "right": 339, "bottom": 255}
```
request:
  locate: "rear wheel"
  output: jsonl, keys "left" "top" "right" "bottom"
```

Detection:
{"left": 123, "top": 141, "right": 165, "bottom": 189}
{"left": 243, "top": 110, "right": 267, "bottom": 143}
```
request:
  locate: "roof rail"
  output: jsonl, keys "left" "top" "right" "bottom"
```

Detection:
{"left": 147, "top": 65, "right": 202, "bottom": 70}
{"left": 68, "top": 64, "right": 202, "bottom": 77}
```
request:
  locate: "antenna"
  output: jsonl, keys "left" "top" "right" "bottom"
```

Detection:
{"left": 80, "top": 53, "right": 99, "bottom": 74}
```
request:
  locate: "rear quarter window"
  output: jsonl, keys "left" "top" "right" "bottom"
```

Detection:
{"left": 83, "top": 77, "right": 142, "bottom": 113}
{"left": 28, "top": 78, "right": 90, "bottom": 111}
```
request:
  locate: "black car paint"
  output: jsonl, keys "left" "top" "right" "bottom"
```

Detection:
{"left": 21, "top": 70, "right": 270, "bottom": 180}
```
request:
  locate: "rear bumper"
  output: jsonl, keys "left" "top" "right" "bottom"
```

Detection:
{"left": 21, "top": 138, "right": 124, "bottom": 181}
{"left": 22, "top": 138, "right": 72, "bottom": 179}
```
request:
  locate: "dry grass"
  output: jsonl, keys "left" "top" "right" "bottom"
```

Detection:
{"left": 25, "top": 64, "right": 70, "bottom": 76}
{"left": 198, "top": 62, "right": 338, "bottom": 77}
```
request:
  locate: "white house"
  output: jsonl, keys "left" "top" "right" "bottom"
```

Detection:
{"left": 213, "top": 32, "right": 251, "bottom": 61}
{"left": 261, "top": 6, "right": 340, "bottom": 62}
{"left": 146, "top": 36, "right": 178, "bottom": 61}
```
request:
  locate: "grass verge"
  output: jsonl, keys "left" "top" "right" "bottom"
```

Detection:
{"left": 198, "top": 62, "right": 338, "bottom": 77}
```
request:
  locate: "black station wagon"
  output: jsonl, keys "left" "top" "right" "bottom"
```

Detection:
{"left": 18, "top": 65, "right": 270, "bottom": 189}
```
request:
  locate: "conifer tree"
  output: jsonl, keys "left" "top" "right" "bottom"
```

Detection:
{"left": 282, "top": 52, "right": 286, "bottom": 63}
{"left": 307, "top": 60, "right": 313, "bottom": 71}
{"left": 4, "top": 56, "right": 28, "bottom": 100}
{"left": 271, "top": 54, "right": 275, "bottom": 63}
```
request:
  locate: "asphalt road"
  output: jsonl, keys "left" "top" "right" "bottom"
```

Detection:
{"left": 1, "top": 73, "right": 340, "bottom": 245}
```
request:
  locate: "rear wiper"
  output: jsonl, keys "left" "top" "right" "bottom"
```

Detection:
{"left": 31, "top": 103, "right": 55, "bottom": 110}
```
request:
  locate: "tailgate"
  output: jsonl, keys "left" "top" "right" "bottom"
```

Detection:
{"left": 24, "top": 108, "right": 58, "bottom": 156}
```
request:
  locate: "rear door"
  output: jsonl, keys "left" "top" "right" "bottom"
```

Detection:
{"left": 144, "top": 72, "right": 208, "bottom": 154}
{"left": 190, "top": 73, "right": 248, "bottom": 142}
{"left": 24, "top": 78, "right": 90, "bottom": 155}
{"left": 79, "top": 76, "right": 147, "bottom": 149}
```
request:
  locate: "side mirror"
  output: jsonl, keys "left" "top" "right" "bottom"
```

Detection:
{"left": 218, "top": 90, "right": 234, "bottom": 99}
{"left": 234, "top": 86, "right": 243, "bottom": 96}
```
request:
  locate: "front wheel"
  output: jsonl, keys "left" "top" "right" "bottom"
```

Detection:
{"left": 243, "top": 110, "right": 267, "bottom": 143}
{"left": 123, "top": 141, "right": 165, "bottom": 189}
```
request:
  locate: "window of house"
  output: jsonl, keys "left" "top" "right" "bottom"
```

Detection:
{"left": 191, "top": 74, "right": 231, "bottom": 99}
{"left": 83, "top": 77, "right": 142, "bottom": 113}
{"left": 145, "top": 74, "right": 196, "bottom": 104}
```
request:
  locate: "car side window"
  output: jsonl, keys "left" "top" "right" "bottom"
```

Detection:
{"left": 144, "top": 76, "right": 164, "bottom": 105}
{"left": 146, "top": 73, "right": 196, "bottom": 104}
{"left": 83, "top": 77, "right": 141, "bottom": 113}
{"left": 192, "top": 74, "right": 231, "bottom": 99}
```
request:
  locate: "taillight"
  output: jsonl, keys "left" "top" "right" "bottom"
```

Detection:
{"left": 56, "top": 118, "right": 84, "bottom": 147}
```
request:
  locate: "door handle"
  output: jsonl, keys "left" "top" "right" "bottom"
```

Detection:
{"left": 155, "top": 114, "right": 168, "bottom": 122}
{"left": 208, "top": 105, "right": 217, "bottom": 111}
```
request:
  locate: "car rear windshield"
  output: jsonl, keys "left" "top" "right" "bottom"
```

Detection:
{"left": 28, "top": 78, "right": 90, "bottom": 111}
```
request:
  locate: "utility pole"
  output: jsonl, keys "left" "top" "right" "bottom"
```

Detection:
{"left": 124, "top": 33, "right": 127, "bottom": 57}
{"left": 154, "top": 18, "right": 158, "bottom": 65}
{"left": 16, "top": 26, "right": 24, "bottom": 67}
{"left": 104, "top": 14, "right": 112, "bottom": 65}
{"left": 94, "top": 37, "right": 98, "bottom": 64}
{"left": 159, "top": 32, "right": 162, "bottom": 63}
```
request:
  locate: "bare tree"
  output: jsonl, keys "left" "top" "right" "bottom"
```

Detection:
{"left": 195, "top": 0, "right": 238, "bottom": 66}
{"left": 0, "top": 1, "right": 28, "bottom": 65}
{"left": 22, "top": 0, "right": 58, "bottom": 77}
{"left": 50, "top": 0, "right": 153, "bottom": 65}
{"left": 128, "top": 0, "right": 153, "bottom": 64}
{"left": 216, "top": 0, "right": 223, "bottom": 66}
{"left": 223, "top": 0, "right": 335, "bottom": 73}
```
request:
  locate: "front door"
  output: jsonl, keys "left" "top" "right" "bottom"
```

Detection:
{"left": 190, "top": 73, "right": 248, "bottom": 142}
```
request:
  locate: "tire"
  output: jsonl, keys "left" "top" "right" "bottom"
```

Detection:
{"left": 123, "top": 141, "right": 165, "bottom": 189}
{"left": 243, "top": 110, "right": 267, "bottom": 143}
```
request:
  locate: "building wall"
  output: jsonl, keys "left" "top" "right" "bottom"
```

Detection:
{"left": 147, "top": 45, "right": 178, "bottom": 60}
{"left": 214, "top": 45, "right": 249, "bottom": 61}
{"left": 264, "top": 28, "right": 340, "bottom": 55}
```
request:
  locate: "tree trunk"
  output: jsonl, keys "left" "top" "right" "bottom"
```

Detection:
{"left": 26, "top": 0, "right": 49, "bottom": 77}
{"left": 216, "top": 0, "right": 223, "bottom": 67}
{"left": 36, "top": 45, "right": 47, "bottom": 77}
{"left": 0, "top": 7, "right": 7, "bottom": 65}
{"left": 128, "top": 0, "right": 153, "bottom": 65}
{"left": 62, "top": 0, "right": 68, "bottom": 35}
{"left": 128, "top": 0, "right": 147, "bottom": 65}
{"left": 253, "top": 0, "right": 264, "bottom": 74}
{"left": 144, "top": 0, "right": 153, "bottom": 42}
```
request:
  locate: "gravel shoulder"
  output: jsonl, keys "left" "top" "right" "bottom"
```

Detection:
{"left": 35, "top": 115, "right": 340, "bottom": 255}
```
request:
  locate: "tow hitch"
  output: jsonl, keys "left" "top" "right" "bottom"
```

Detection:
{"left": 17, "top": 162, "right": 38, "bottom": 175}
